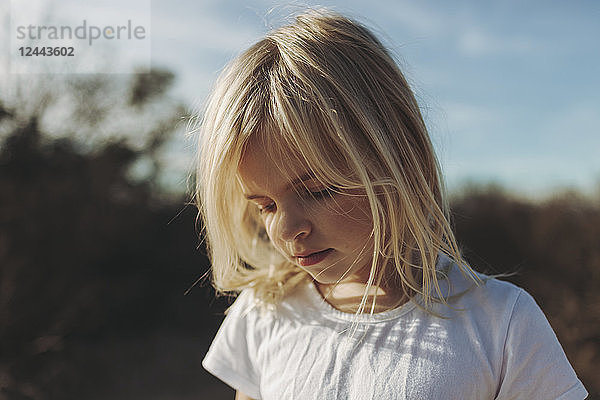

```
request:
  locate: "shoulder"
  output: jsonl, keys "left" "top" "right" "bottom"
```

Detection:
{"left": 440, "top": 262, "right": 587, "bottom": 399}
{"left": 223, "top": 284, "right": 315, "bottom": 331}
{"left": 439, "top": 261, "right": 525, "bottom": 316}
{"left": 433, "top": 261, "right": 547, "bottom": 346}
{"left": 470, "top": 277, "right": 589, "bottom": 399}
{"left": 223, "top": 288, "right": 277, "bottom": 328}
{"left": 226, "top": 289, "right": 259, "bottom": 317}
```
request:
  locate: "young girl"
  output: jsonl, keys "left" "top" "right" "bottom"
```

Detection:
{"left": 195, "top": 9, "right": 587, "bottom": 400}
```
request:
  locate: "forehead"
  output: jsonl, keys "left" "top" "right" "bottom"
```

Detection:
{"left": 237, "top": 136, "right": 312, "bottom": 195}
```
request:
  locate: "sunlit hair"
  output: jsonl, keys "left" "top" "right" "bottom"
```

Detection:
{"left": 193, "top": 9, "right": 479, "bottom": 313}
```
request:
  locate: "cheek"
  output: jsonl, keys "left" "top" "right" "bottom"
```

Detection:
{"left": 262, "top": 215, "right": 275, "bottom": 240}
{"left": 262, "top": 214, "right": 285, "bottom": 251}
{"left": 333, "top": 195, "right": 371, "bottom": 220}
{"left": 325, "top": 196, "right": 373, "bottom": 234}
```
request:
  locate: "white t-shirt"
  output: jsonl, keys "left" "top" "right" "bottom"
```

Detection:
{"left": 202, "top": 258, "right": 588, "bottom": 399}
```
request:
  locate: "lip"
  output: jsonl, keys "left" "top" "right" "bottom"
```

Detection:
{"left": 295, "top": 248, "right": 333, "bottom": 267}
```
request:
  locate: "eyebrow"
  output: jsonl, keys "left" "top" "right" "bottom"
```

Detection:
{"left": 244, "top": 172, "right": 316, "bottom": 200}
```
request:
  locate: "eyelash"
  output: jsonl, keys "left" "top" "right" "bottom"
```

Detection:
{"left": 307, "top": 188, "right": 333, "bottom": 199}
{"left": 258, "top": 202, "right": 275, "bottom": 214}
{"left": 257, "top": 188, "right": 335, "bottom": 214}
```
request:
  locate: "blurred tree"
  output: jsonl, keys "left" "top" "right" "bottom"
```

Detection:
{"left": 129, "top": 68, "right": 175, "bottom": 107}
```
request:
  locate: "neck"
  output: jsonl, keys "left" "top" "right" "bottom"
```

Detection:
{"left": 315, "top": 279, "right": 407, "bottom": 314}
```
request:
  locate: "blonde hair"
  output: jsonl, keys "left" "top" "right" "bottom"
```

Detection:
{"left": 194, "top": 9, "right": 478, "bottom": 313}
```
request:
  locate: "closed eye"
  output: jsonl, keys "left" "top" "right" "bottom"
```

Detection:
{"left": 305, "top": 186, "right": 337, "bottom": 200}
{"left": 257, "top": 202, "right": 276, "bottom": 214}
{"left": 253, "top": 186, "right": 337, "bottom": 214}
{"left": 309, "top": 189, "right": 331, "bottom": 198}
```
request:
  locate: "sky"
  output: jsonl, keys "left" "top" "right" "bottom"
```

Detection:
{"left": 3, "top": 0, "right": 600, "bottom": 197}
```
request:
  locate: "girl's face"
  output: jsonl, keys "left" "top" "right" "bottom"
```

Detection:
{"left": 238, "top": 138, "right": 375, "bottom": 285}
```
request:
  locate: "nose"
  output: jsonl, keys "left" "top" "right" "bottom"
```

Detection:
{"left": 273, "top": 207, "right": 311, "bottom": 243}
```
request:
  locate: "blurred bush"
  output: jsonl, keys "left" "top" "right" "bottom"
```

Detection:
{"left": 0, "top": 72, "right": 232, "bottom": 400}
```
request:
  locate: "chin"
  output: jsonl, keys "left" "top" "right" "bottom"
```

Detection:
{"left": 304, "top": 268, "right": 345, "bottom": 285}
{"left": 303, "top": 262, "right": 371, "bottom": 286}
{"left": 309, "top": 275, "right": 335, "bottom": 284}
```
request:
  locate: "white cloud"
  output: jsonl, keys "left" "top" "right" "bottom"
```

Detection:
{"left": 441, "top": 101, "right": 498, "bottom": 136}
{"left": 383, "top": 1, "right": 446, "bottom": 36}
{"left": 457, "top": 28, "right": 536, "bottom": 56}
{"left": 148, "top": 2, "right": 269, "bottom": 104}
{"left": 537, "top": 102, "right": 600, "bottom": 160}
{"left": 542, "top": 102, "right": 600, "bottom": 138}
{"left": 151, "top": 7, "right": 261, "bottom": 53}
